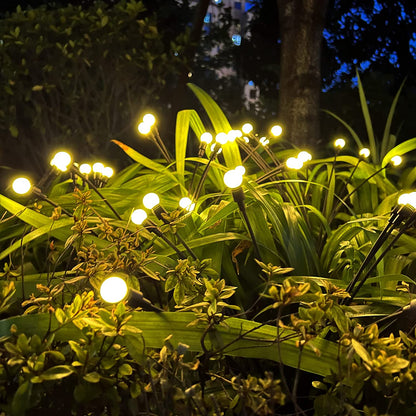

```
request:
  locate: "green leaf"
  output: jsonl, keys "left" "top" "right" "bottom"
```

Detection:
{"left": 381, "top": 78, "right": 406, "bottom": 158}
{"left": 12, "top": 381, "right": 32, "bottom": 416}
{"left": 357, "top": 70, "right": 377, "bottom": 163}
{"left": 187, "top": 83, "right": 242, "bottom": 168}
{"left": 175, "top": 109, "right": 205, "bottom": 187}
{"left": 41, "top": 365, "right": 74, "bottom": 380}
{"left": 381, "top": 137, "right": 416, "bottom": 168}
{"left": 9, "top": 125, "right": 18, "bottom": 137}
{"left": 83, "top": 372, "right": 100, "bottom": 383}
{"left": 112, "top": 139, "right": 182, "bottom": 190}
{"left": 351, "top": 338, "right": 371, "bottom": 364}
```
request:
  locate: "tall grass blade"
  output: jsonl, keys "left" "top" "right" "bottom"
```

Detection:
{"left": 356, "top": 70, "right": 377, "bottom": 163}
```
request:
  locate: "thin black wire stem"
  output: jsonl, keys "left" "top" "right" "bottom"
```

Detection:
{"left": 72, "top": 166, "right": 122, "bottom": 220}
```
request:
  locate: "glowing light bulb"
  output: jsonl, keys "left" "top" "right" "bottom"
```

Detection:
{"left": 334, "top": 138, "right": 346, "bottom": 149}
{"left": 359, "top": 148, "right": 370, "bottom": 158}
{"left": 398, "top": 192, "right": 416, "bottom": 209}
{"left": 92, "top": 162, "right": 104, "bottom": 174}
{"left": 131, "top": 208, "right": 148, "bottom": 225}
{"left": 227, "top": 130, "right": 240, "bottom": 142}
{"left": 138, "top": 122, "right": 151, "bottom": 135}
{"left": 79, "top": 163, "right": 92, "bottom": 175}
{"left": 243, "top": 136, "right": 249, "bottom": 143}
{"left": 100, "top": 276, "right": 128, "bottom": 303}
{"left": 259, "top": 137, "right": 269, "bottom": 146}
{"left": 200, "top": 132, "right": 213, "bottom": 144}
{"left": 223, "top": 169, "right": 243, "bottom": 189}
{"left": 391, "top": 155, "right": 403, "bottom": 166}
{"left": 235, "top": 165, "right": 246, "bottom": 175}
{"left": 271, "top": 125, "right": 283, "bottom": 137}
{"left": 179, "top": 197, "right": 195, "bottom": 212}
{"left": 12, "top": 177, "right": 32, "bottom": 195}
{"left": 286, "top": 157, "right": 303, "bottom": 170}
{"left": 143, "top": 113, "right": 156, "bottom": 126}
{"left": 143, "top": 193, "right": 160, "bottom": 209}
{"left": 242, "top": 123, "right": 253, "bottom": 134}
{"left": 297, "top": 151, "right": 312, "bottom": 162}
{"left": 103, "top": 167, "right": 114, "bottom": 178}
{"left": 211, "top": 143, "right": 222, "bottom": 153}
{"left": 50, "top": 151, "right": 72, "bottom": 172}
{"left": 215, "top": 132, "right": 228, "bottom": 145}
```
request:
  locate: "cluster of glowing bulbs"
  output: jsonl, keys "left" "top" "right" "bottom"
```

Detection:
{"left": 286, "top": 151, "right": 312, "bottom": 170}
{"left": 137, "top": 113, "right": 156, "bottom": 135}
{"left": 223, "top": 165, "right": 245, "bottom": 189}
{"left": 100, "top": 276, "right": 128, "bottom": 303}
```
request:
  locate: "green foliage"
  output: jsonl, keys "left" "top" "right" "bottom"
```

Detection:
{"left": 0, "top": 0, "right": 184, "bottom": 173}
{"left": 1, "top": 84, "right": 416, "bottom": 414}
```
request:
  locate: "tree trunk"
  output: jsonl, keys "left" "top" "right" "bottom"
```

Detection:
{"left": 277, "top": 0, "right": 328, "bottom": 146}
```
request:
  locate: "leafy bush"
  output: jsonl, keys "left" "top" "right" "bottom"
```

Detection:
{"left": 1, "top": 83, "right": 416, "bottom": 414}
{"left": 0, "top": 0, "right": 184, "bottom": 174}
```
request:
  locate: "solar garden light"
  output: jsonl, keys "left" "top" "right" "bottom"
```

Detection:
{"left": 11, "top": 177, "right": 73, "bottom": 217}
{"left": 142, "top": 193, "right": 197, "bottom": 260}
{"left": 344, "top": 192, "right": 416, "bottom": 304}
{"left": 223, "top": 166, "right": 261, "bottom": 259}
{"left": 50, "top": 151, "right": 122, "bottom": 220}
{"left": 137, "top": 113, "right": 172, "bottom": 164}
{"left": 192, "top": 134, "right": 225, "bottom": 200}
{"left": 130, "top": 209, "right": 187, "bottom": 259}
{"left": 100, "top": 275, "right": 163, "bottom": 312}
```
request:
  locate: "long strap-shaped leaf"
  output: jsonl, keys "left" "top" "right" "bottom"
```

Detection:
{"left": 187, "top": 83, "right": 242, "bottom": 169}
{"left": 175, "top": 109, "right": 206, "bottom": 187}
{"left": 0, "top": 312, "right": 339, "bottom": 377}
{"left": 382, "top": 137, "right": 416, "bottom": 168}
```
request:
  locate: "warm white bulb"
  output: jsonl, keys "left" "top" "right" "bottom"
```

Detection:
{"left": 271, "top": 125, "right": 283, "bottom": 137}
{"left": 50, "top": 151, "right": 72, "bottom": 172}
{"left": 334, "top": 138, "right": 346, "bottom": 149}
{"left": 12, "top": 177, "right": 32, "bottom": 195}
{"left": 227, "top": 130, "right": 240, "bottom": 142}
{"left": 100, "top": 276, "right": 128, "bottom": 303}
{"left": 143, "top": 113, "right": 156, "bottom": 126}
{"left": 297, "top": 151, "right": 312, "bottom": 162}
{"left": 131, "top": 208, "right": 148, "bottom": 225}
{"left": 259, "top": 137, "right": 269, "bottom": 146}
{"left": 103, "top": 167, "right": 114, "bottom": 178}
{"left": 215, "top": 132, "right": 228, "bottom": 145}
{"left": 286, "top": 157, "right": 303, "bottom": 170}
{"left": 223, "top": 169, "right": 243, "bottom": 189}
{"left": 143, "top": 193, "right": 160, "bottom": 209}
{"left": 138, "top": 122, "right": 151, "bottom": 135}
{"left": 211, "top": 143, "right": 222, "bottom": 153}
{"left": 92, "top": 162, "right": 104, "bottom": 174}
{"left": 391, "top": 155, "right": 403, "bottom": 166}
{"left": 243, "top": 136, "right": 250, "bottom": 143}
{"left": 235, "top": 165, "right": 246, "bottom": 175}
{"left": 398, "top": 192, "right": 416, "bottom": 208}
{"left": 242, "top": 123, "right": 253, "bottom": 134}
{"left": 179, "top": 197, "right": 195, "bottom": 212}
{"left": 79, "top": 163, "right": 92, "bottom": 174}
{"left": 200, "top": 132, "right": 213, "bottom": 144}
{"left": 359, "top": 148, "right": 370, "bottom": 158}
